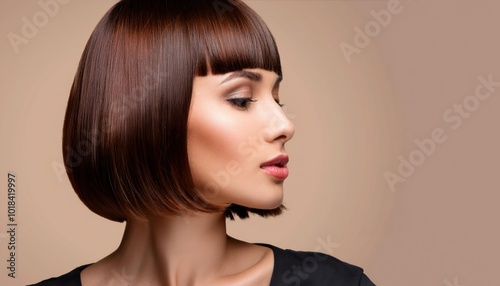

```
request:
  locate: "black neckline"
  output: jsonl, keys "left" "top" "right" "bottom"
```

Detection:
{"left": 75, "top": 243, "right": 281, "bottom": 285}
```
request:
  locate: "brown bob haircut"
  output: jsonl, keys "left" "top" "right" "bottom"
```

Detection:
{"left": 63, "top": 0, "right": 285, "bottom": 222}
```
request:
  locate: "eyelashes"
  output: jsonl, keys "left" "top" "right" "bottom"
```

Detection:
{"left": 227, "top": 98, "right": 285, "bottom": 110}
{"left": 227, "top": 98, "right": 257, "bottom": 109}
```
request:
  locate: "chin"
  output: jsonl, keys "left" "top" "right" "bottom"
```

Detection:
{"left": 244, "top": 192, "right": 284, "bottom": 210}
{"left": 265, "top": 196, "right": 284, "bottom": 209}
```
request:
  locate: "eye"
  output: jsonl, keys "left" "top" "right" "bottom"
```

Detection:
{"left": 227, "top": 98, "right": 257, "bottom": 110}
{"left": 275, "top": 99, "right": 285, "bottom": 108}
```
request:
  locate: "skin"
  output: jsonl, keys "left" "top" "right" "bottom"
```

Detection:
{"left": 81, "top": 68, "right": 295, "bottom": 286}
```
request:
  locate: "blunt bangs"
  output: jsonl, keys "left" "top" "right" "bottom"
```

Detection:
{"left": 63, "top": 0, "right": 285, "bottom": 222}
{"left": 189, "top": 1, "right": 282, "bottom": 77}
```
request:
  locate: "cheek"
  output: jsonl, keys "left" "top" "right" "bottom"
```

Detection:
{"left": 188, "top": 114, "right": 242, "bottom": 163}
{"left": 187, "top": 108, "right": 255, "bottom": 192}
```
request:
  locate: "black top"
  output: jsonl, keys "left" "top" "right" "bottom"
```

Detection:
{"left": 30, "top": 244, "right": 376, "bottom": 285}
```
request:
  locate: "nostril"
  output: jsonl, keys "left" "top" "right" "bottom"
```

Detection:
{"left": 275, "top": 134, "right": 287, "bottom": 142}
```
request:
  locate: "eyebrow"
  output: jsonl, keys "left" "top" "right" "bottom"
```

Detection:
{"left": 220, "top": 70, "right": 283, "bottom": 86}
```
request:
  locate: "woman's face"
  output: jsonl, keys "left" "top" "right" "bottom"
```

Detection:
{"left": 187, "top": 68, "right": 295, "bottom": 210}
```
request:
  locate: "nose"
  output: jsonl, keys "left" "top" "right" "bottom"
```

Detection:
{"left": 263, "top": 101, "right": 295, "bottom": 145}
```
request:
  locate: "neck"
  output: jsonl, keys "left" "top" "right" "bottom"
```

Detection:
{"left": 110, "top": 213, "right": 230, "bottom": 285}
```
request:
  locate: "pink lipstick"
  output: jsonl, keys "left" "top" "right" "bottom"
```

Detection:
{"left": 260, "top": 154, "right": 289, "bottom": 180}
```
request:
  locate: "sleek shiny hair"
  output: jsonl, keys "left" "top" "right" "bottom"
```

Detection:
{"left": 62, "top": 0, "right": 284, "bottom": 222}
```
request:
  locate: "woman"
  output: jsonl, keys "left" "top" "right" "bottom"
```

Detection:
{"left": 32, "top": 0, "right": 375, "bottom": 285}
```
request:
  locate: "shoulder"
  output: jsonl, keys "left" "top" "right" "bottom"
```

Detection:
{"left": 28, "top": 264, "right": 90, "bottom": 286}
{"left": 260, "top": 244, "right": 376, "bottom": 286}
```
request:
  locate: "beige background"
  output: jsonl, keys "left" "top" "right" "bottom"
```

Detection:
{"left": 0, "top": 0, "right": 498, "bottom": 285}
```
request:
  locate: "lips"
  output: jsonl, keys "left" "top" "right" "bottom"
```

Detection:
{"left": 260, "top": 154, "right": 289, "bottom": 168}
{"left": 260, "top": 154, "right": 289, "bottom": 180}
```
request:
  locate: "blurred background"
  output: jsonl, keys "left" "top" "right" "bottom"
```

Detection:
{"left": 1, "top": 0, "right": 498, "bottom": 285}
